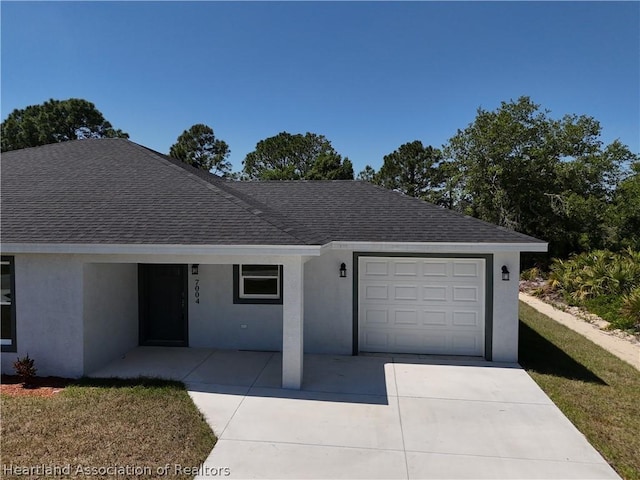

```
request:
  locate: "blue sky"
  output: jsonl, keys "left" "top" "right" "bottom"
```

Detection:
{"left": 2, "top": 1, "right": 638, "bottom": 174}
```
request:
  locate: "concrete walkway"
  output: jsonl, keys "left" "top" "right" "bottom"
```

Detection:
{"left": 520, "top": 293, "right": 640, "bottom": 371}
{"left": 91, "top": 348, "right": 620, "bottom": 479}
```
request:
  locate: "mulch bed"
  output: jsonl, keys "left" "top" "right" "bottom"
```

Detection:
{"left": 1, "top": 374, "right": 73, "bottom": 398}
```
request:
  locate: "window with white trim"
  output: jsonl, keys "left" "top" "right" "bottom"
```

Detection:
{"left": 233, "top": 265, "right": 283, "bottom": 304}
{"left": 1, "top": 256, "right": 16, "bottom": 351}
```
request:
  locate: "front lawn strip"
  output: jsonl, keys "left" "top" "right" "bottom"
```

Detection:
{"left": 1, "top": 377, "right": 216, "bottom": 479}
{"left": 519, "top": 301, "right": 640, "bottom": 480}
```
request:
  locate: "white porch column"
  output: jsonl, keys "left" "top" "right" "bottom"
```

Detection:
{"left": 282, "top": 257, "right": 304, "bottom": 389}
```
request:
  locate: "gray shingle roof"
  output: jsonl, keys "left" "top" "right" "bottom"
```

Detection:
{"left": 0, "top": 139, "right": 314, "bottom": 245}
{"left": 1, "top": 138, "right": 544, "bottom": 246}
{"left": 226, "top": 180, "right": 544, "bottom": 244}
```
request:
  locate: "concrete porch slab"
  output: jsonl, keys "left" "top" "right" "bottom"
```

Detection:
{"left": 184, "top": 350, "right": 275, "bottom": 386}
{"left": 254, "top": 353, "right": 397, "bottom": 396}
{"left": 88, "top": 346, "right": 214, "bottom": 380}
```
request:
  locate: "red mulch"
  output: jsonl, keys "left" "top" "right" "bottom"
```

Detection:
{"left": 1, "top": 374, "right": 73, "bottom": 398}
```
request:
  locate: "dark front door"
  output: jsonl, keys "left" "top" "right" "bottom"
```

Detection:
{"left": 139, "top": 264, "right": 187, "bottom": 346}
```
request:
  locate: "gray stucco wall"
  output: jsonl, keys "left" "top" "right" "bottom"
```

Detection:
{"left": 1, "top": 254, "right": 84, "bottom": 378}
{"left": 187, "top": 252, "right": 354, "bottom": 354}
{"left": 304, "top": 250, "right": 353, "bottom": 355}
{"left": 189, "top": 264, "right": 284, "bottom": 351}
{"left": 491, "top": 251, "right": 521, "bottom": 362}
{"left": 83, "top": 263, "right": 138, "bottom": 374}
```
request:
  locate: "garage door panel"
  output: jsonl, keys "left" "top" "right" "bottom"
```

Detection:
{"left": 362, "top": 328, "right": 482, "bottom": 355}
{"left": 360, "top": 257, "right": 485, "bottom": 357}
{"left": 364, "top": 285, "right": 389, "bottom": 300}
{"left": 394, "top": 309, "right": 419, "bottom": 325}
{"left": 395, "top": 332, "right": 424, "bottom": 350}
{"left": 364, "top": 261, "right": 389, "bottom": 276}
{"left": 423, "top": 285, "right": 448, "bottom": 301}
{"left": 363, "top": 309, "right": 389, "bottom": 325}
{"left": 363, "top": 331, "right": 389, "bottom": 349}
{"left": 394, "top": 261, "right": 419, "bottom": 276}
{"left": 452, "top": 335, "right": 480, "bottom": 352}
{"left": 422, "top": 260, "right": 449, "bottom": 277}
{"left": 394, "top": 285, "right": 418, "bottom": 300}
{"left": 452, "top": 286, "right": 479, "bottom": 302}
{"left": 422, "top": 310, "right": 447, "bottom": 325}
{"left": 452, "top": 311, "right": 480, "bottom": 326}
{"left": 453, "top": 261, "right": 480, "bottom": 277}
{"left": 423, "top": 334, "right": 448, "bottom": 352}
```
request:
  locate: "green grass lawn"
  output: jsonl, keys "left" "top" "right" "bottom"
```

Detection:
{"left": 1, "top": 378, "right": 216, "bottom": 479}
{"left": 519, "top": 301, "right": 640, "bottom": 480}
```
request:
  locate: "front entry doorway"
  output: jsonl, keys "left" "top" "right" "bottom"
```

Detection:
{"left": 139, "top": 264, "right": 188, "bottom": 346}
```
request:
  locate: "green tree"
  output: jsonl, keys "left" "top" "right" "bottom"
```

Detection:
{"left": 357, "top": 165, "right": 378, "bottom": 182}
{"left": 376, "top": 141, "right": 444, "bottom": 201}
{"left": 169, "top": 124, "right": 231, "bottom": 175}
{"left": 610, "top": 160, "right": 640, "bottom": 250}
{"left": 358, "top": 144, "right": 460, "bottom": 208}
{"left": 307, "top": 154, "right": 354, "bottom": 180}
{"left": 1, "top": 98, "right": 128, "bottom": 152}
{"left": 243, "top": 132, "right": 353, "bottom": 180}
{"left": 446, "top": 96, "right": 637, "bottom": 257}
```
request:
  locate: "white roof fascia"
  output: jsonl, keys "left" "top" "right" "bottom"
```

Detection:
{"left": 0, "top": 243, "right": 324, "bottom": 257}
{"left": 327, "top": 241, "right": 548, "bottom": 253}
{"left": 1, "top": 241, "right": 548, "bottom": 256}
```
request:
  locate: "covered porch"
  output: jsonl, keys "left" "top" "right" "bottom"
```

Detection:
{"left": 83, "top": 253, "right": 315, "bottom": 389}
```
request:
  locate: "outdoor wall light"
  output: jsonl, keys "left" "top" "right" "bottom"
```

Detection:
{"left": 192, "top": 264, "right": 199, "bottom": 275}
{"left": 339, "top": 262, "right": 347, "bottom": 278}
{"left": 501, "top": 265, "right": 510, "bottom": 281}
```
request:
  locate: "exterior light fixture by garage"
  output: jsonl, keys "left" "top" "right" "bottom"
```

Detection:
{"left": 192, "top": 264, "right": 199, "bottom": 275}
{"left": 339, "top": 262, "right": 347, "bottom": 278}
{"left": 501, "top": 265, "right": 510, "bottom": 281}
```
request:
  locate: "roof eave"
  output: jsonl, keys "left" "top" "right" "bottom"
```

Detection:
{"left": 328, "top": 241, "right": 548, "bottom": 253}
{"left": 0, "top": 242, "right": 323, "bottom": 257}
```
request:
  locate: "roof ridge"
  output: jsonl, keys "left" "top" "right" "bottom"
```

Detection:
{"left": 127, "top": 142, "right": 327, "bottom": 245}
{"left": 210, "top": 179, "right": 332, "bottom": 245}
{"left": 0, "top": 137, "right": 126, "bottom": 156}
{"left": 245, "top": 179, "right": 355, "bottom": 183}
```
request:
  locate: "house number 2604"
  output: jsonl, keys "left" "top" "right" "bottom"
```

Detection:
{"left": 195, "top": 279, "right": 200, "bottom": 304}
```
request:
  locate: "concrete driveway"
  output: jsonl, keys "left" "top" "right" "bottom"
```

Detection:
{"left": 92, "top": 348, "right": 620, "bottom": 479}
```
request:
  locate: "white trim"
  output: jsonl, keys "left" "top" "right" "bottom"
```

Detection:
{"left": 239, "top": 265, "right": 281, "bottom": 300}
{"left": 0, "top": 243, "right": 324, "bottom": 256}
{"left": 328, "top": 241, "right": 548, "bottom": 253}
{"left": 0, "top": 239, "right": 548, "bottom": 256}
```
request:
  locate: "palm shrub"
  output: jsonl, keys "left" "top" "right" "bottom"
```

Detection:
{"left": 621, "top": 288, "right": 640, "bottom": 328}
{"left": 549, "top": 249, "right": 640, "bottom": 331}
{"left": 520, "top": 267, "right": 543, "bottom": 281}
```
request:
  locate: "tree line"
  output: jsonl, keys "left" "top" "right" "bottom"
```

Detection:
{"left": 2, "top": 97, "right": 638, "bottom": 258}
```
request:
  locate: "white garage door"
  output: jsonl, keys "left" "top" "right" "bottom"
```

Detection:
{"left": 359, "top": 257, "right": 485, "bottom": 356}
